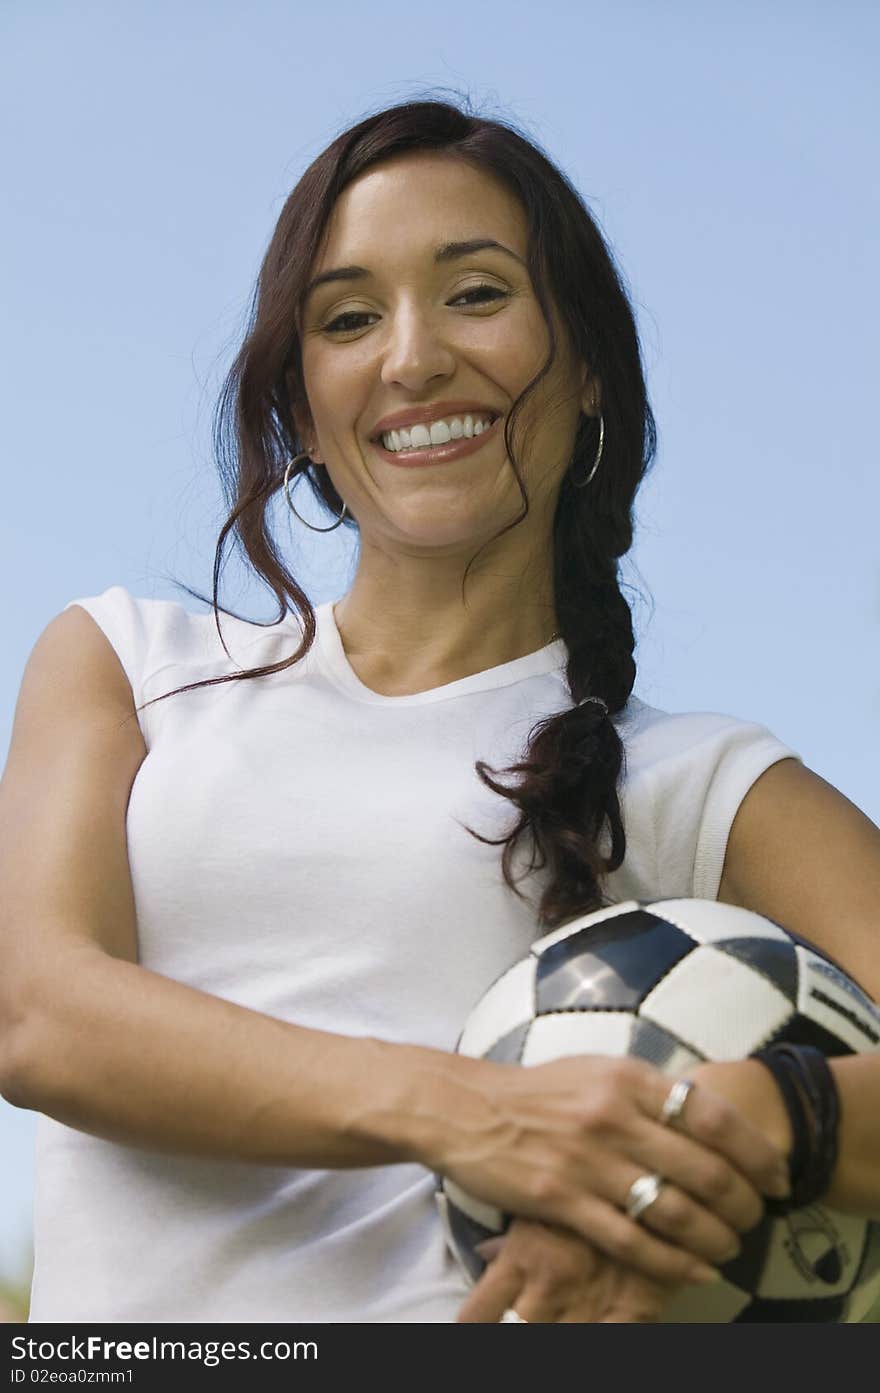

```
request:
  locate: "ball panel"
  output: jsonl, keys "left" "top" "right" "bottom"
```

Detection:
{"left": 435, "top": 1191, "right": 498, "bottom": 1285}
{"left": 442, "top": 1177, "right": 505, "bottom": 1234}
{"left": 714, "top": 936, "right": 799, "bottom": 1006}
{"left": 659, "top": 1279, "right": 753, "bottom": 1323}
{"left": 456, "top": 956, "right": 536, "bottom": 1058}
{"left": 433, "top": 1189, "right": 458, "bottom": 1254}
{"left": 845, "top": 1223, "right": 880, "bottom": 1322}
{"left": 716, "top": 1213, "right": 775, "bottom": 1293}
{"left": 756, "top": 1205, "right": 866, "bottom": 1299}
{"left": 803, "top": 955, "right": 880, "bottom": 1025}
{"left": 628, "top": 1017, "right": 705, "bottom": 1072}
{"left": 652, "top": 898, "right": 791, "bottom": 945}
{"left": 530, "top": 899, "right": 642, "bottom": 956}
{"left": 734, "top": 1294, "right": 847, "bottom": 1322}
{"left": 639, "top": 946, "right": 794, "bottom": 1059}
{"left": 795, "top": 946, "right": 880, "bottom": 1053}
{"left": 484, "top": 1021, "right": 531, "bottom": 1064}
{"left": 766, "top": 1012, "right": 854, "bottom": 1058}
{"left": 534, "top": 908, "right": 694, "bottom": 1013}
{"left": 520, "top": 1011, "right": 634, "bottom": 1066}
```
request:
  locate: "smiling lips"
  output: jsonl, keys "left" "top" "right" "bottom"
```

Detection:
{"left": 372, "top": 414, "right": 503, "bottom": 467}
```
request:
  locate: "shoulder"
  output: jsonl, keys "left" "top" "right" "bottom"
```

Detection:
{"left": 716, "top": 758, "right": 880, "bottom": 998}
{"left": 612, "top": 697, "right": 801, "bottom": 902}
{"left": 619, "top": 696, "right": 796, "bottom": 775}
{"left": 63, "top": 585, "right": 304, "bottom": 695}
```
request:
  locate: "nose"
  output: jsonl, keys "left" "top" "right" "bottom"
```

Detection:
{"left": 379, "top": 301, "right": 456, "bottom": 393}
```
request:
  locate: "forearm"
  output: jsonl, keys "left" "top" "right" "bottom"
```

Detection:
{"left": 686, "top": 1054, "right": 880, "bottom": 1219}
{"left": 4, "top": 944, "right": 467, "bottom": 1169}
{"left": 823, "top": 1054, "right": 880, "bottom": 1215}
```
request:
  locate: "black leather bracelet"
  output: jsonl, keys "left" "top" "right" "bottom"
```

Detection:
{"left": 751, "top": 1043, "right": 841, "bottom": 1214}
{"left": 770, "top": 1045, "right": 840, "bottom": 1206}
{"left": 751, "top": 1045, "right": 813, "bottom": 1216}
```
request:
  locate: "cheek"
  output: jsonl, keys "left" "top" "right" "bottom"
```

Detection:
{"left": 478, "top": 304, "right": 549, "bottom": 380}
{"left": 299, "top": 356, "right": 359, "bottom": 435}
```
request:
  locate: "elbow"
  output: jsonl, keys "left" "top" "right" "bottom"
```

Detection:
{"left": 0, "top": 948, "right": 105, "bottom": 1111}
{"left": 0, "top": 980, "right": 59, "bottom": 1111}
{"left": 0, "top": 1015, "right": 40, "bottom": 1110}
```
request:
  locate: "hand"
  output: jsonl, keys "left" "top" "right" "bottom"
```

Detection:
{"left": 682, "top": 1059, "right": 794, "bottom": 1165}
{"left": 437, "top": 1053, "right": 791, "bottom": 1286}
{"left": 456, "top": 1215, "right": 682, "bottom": 1323}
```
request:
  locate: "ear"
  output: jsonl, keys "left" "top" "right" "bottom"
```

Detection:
{"left": 292, "top": 432, "right": 324, "bottom": 467}
{"left": 302, "top": 438, "right": 324, "bottom": 466}
{"left": 580, "top": 362, "right": 602, "bottom": 417}
{"left": 287, "top": 375, "right": 324, "bottom": 465}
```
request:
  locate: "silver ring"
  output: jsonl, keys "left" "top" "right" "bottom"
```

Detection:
{"left": 500, "top": 1307, "right": 529, "bottom": 1323}
{"left": 660, "top": 1078, "right": 694, "bottom": 1127}
{"left": 625, "top": 1172, "right": 664, "bottom": 1222}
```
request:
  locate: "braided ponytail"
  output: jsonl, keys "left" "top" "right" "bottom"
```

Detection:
{"left": 462, "top": 443, "right": 641, "bottom": 930}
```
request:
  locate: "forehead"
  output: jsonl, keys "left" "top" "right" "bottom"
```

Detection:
{"left": 315, "top": 152, "right": 528, "bottom": 265}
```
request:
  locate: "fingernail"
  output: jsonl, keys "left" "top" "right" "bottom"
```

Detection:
{"left": 690, "top": 1264, "right": 724, "bottom": 1285}
{"left": 769, "top": 1172, "right": 791, "bottom": 1198}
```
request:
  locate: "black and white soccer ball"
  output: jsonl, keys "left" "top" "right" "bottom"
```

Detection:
{"left": 435, "top": 898, "right": 880, "bottom": 1322}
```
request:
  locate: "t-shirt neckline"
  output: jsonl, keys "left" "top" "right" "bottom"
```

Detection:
{"left": 314, "top": 600, "right": 569, "bottom": 707}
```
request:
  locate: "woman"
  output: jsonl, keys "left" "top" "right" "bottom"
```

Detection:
{"left": 2, "top": 97, "right": 879, "bottom": 1325}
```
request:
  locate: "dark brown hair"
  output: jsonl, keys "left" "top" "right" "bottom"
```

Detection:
{"left": 139, "top": 93, "right": 657, "bottom": 931}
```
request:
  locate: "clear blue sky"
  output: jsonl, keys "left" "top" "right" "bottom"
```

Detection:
{"left": 1, "top": 0, "right": 877, "bottom": 1286}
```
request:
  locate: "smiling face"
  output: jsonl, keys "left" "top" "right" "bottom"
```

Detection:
{"left": 296, "top": 151, "right": 597, "bottom": 559}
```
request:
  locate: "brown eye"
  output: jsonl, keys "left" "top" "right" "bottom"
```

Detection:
{"left": 323, "top": 310, "right": 375, "bottom": 334}
{"left": 452, "top": 284, "right": 508, "bottom": 306}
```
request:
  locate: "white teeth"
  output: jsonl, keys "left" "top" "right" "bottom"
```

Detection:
{"left": 429, "top": 420, "right": 452, "bottom": 445}
{"left": 380, "top": 413, "right": 495, "bottom": 452}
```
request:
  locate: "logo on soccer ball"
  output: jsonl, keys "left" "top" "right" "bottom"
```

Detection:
{"left": 783, "top": 1207, "right": 850, "bottom": 1285}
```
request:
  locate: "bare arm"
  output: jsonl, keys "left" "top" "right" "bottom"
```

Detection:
{"left": 709, "top": 756, "right": 880, "bottom": 1218}
{"left": 4, "top": 938, "right": 470, "bottom": 1169}
{"left": 0, "top": 604, "right": 459, "bottom": 1169}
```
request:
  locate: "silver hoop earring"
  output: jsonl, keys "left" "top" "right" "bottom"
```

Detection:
{"left": 571, "top": 414, "right": 605, "bottom": 489}
{"left": 283, "top": 452, "right": 349, "bottom": 532}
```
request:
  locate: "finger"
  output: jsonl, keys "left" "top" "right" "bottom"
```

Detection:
{"left": 475, "top": 1237, "right": 505, "bottom": 1264}
{"left": 597, "top": 1274, "right": 675, "bottom": 1324}
{"left": 647, "top": 1072, "right": 789, "bottom": 1198}
{"left": 624, "top": 1120, "right": 765, "bottom": 1236}
{"left": 456, "top": 1256, "right": 522, "bottom": 1323}
{"left": 459, "top": 1244, "right": 585, "bottom": 1325}
{"left": 617, "top": 1171, "right": 741, "bottom": 1267}
{"left": 469, "top": 1270, "right": 585, "bottom": 1325}
{"left": 557, "top": 1267, "right": 676, "bottom": 1324}
{"left": 595, "top": 1297, "right": 665, "bottom": 1324}
{"left": 568, "top": 1192, "right": 721, "bottom": 1288}
{"left": 500, "top": 1281, "right": 581, "bottom": 1324}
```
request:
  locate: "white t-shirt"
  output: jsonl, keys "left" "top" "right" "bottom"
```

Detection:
{"left": 28, "top": 586, "right": 800, "bottom": 1322}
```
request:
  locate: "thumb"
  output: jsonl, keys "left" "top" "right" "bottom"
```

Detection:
{"left": 475, "top": 1237, "right": 506, "bottom": 1264}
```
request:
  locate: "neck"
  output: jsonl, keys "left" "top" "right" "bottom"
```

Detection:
{"left": 332, "top": 568, "right": 561, "bottom": 695}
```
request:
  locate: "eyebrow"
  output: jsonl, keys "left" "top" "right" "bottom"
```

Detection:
{"left": 304, "top": 238, "right": 525, "bottom": 302}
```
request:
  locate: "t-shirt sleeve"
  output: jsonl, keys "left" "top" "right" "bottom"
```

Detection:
{"left": 63, "top": 585, "right": 152, "bottom": 711}
{"left": 648, "top": 713, "right": 802, "bottom": 902}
